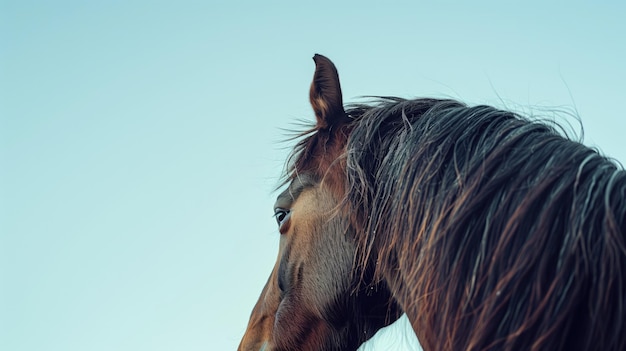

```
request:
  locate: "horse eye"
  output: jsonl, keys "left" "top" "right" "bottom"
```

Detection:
{"left": 274, "top": 208, "right": 291, "bottom": 227}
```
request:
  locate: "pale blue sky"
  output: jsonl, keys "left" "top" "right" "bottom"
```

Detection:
{"left": 2, "top": 2, "right": 625, "bottom": 351}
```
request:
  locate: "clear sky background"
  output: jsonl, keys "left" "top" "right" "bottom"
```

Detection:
{"left": 2, "top": 1, "right": 625, "bottom": 351}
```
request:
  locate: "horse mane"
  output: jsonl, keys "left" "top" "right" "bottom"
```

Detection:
{"left": 342, "top": 97, "right": 626, "bottom": 350}
{"left": 284, "top": 96, "right": 626, "bottom": 350}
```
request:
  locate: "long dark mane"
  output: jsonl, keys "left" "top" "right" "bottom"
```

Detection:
{"left": 336, "top": 97, "right": 626, "bottom": 350}
{"left": 288, "top": 96, "right": 626, "bottom": 350}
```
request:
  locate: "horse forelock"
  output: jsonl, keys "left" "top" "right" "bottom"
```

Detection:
{"left": 340, "top": 98, "right": 626, "bottom": 350}
{"left": 284, "top": 122, "right": 351, "bottom": 202}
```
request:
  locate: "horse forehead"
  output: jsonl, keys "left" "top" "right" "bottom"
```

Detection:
{"left": 292, "top": 185, "right": 336, "bottom": 217}
{"left": 275, "top": 175, "right": 316, "bottom": 206}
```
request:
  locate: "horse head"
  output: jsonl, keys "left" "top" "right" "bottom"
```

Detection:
{"left": 238, "top": 55, "right": 399, "bottom": 351}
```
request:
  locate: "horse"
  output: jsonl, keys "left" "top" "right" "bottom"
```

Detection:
{"left": 238, "top": 54, "right": 626, "bottom": 351}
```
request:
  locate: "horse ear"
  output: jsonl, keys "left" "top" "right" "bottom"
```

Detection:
{"left": 310, "top": 54, "right": 347, "bottom": 129}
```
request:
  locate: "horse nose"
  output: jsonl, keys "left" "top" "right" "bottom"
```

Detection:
{"left": 238, "top": 340, "right": 269, "bottom": 351}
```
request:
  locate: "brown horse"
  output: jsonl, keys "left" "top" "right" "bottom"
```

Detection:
{"left": 239, "top": 55, "right": 626, "bottom": 351}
